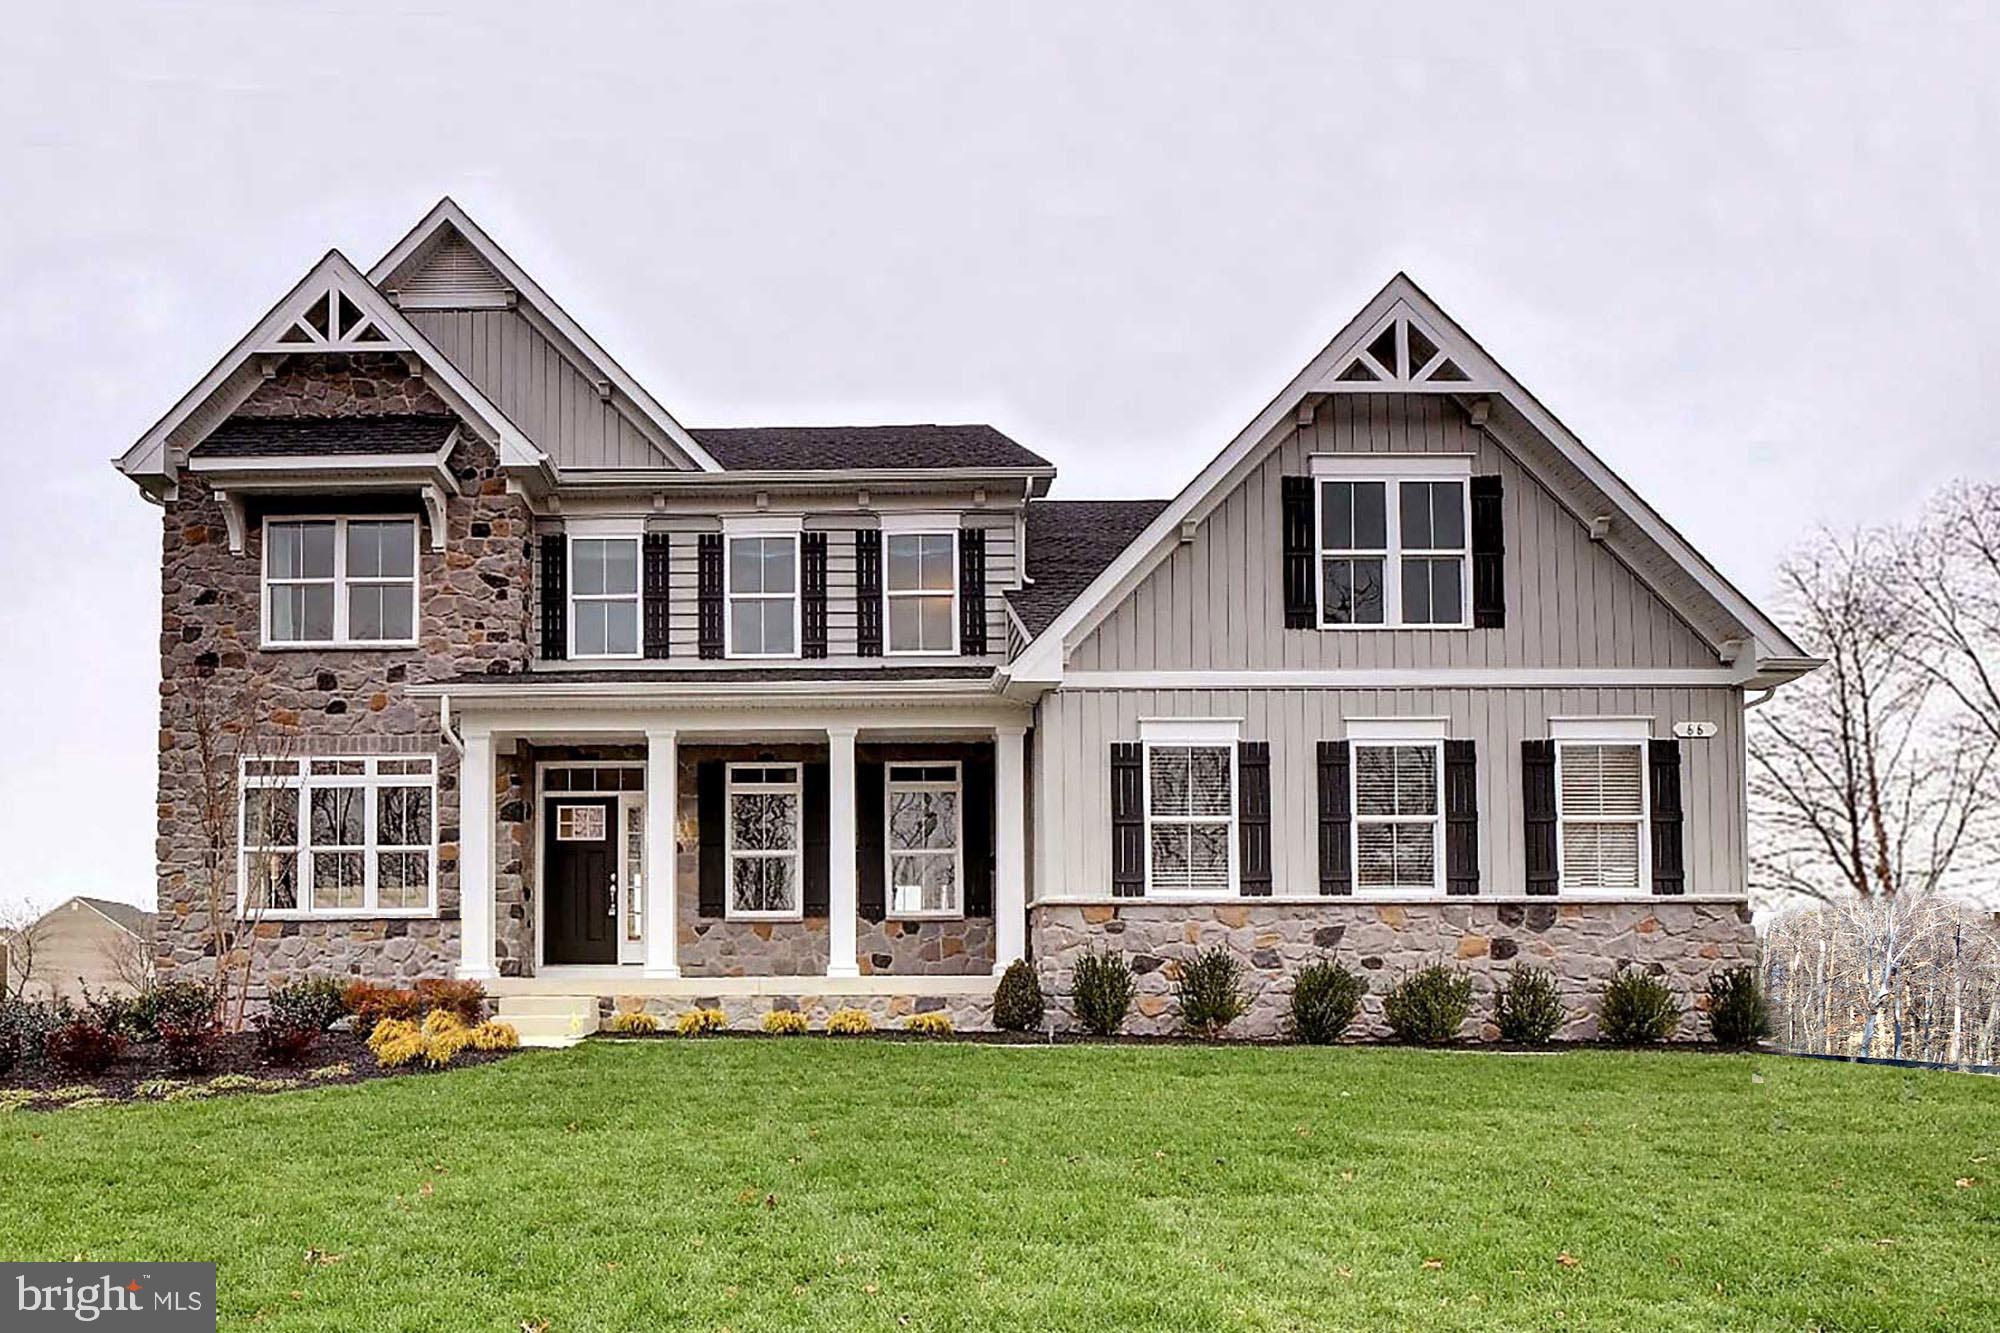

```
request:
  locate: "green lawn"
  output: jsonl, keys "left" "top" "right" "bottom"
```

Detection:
{"left": 2, "top": 1043, "right": 1995, "bottom": 1331}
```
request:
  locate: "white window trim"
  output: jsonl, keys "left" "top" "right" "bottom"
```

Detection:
{"left": 884, "top": 760, "right": 964, "bottom": 919}
{"left": 1553, "top": 734, "right": 1653, "bottom": 896}
{"left": 722, "top": 529, "right": 804, "bottom": 661}
{"left": 260, "top": 515, "right": 421, "bottom": 649}
{"left": 725, "top": 762, "right": 804, "bottom": 919}
{"left": 566, "top": 524, "right": 644, "bottom": 661}
{"left": 1139, "top": 720, "right": 1241, "bottom": 898}
{"left": 882, "top": 528, "right": 960, "bottom": 657}
{"left": 1349, "top": 736, "right": 1445, "bottom": 898}
{"left": 237, "top": 755, "right": 438, "bottom": 919}
{"left": 1308, "top": 455, "right": 1473, "bottom": 631}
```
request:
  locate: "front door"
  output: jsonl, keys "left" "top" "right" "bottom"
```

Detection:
{"left": 544, "top": 796, "right": 619, "bottom": 965}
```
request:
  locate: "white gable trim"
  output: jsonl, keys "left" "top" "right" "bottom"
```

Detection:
{"left": 116, "top": 250, "right": 548, "bottom": 489}
{"left": 369, "top": 199, "right": 722, "bottom": 473}
{"left": 1008, "top": 273, "right": 1810, "bottom": 685}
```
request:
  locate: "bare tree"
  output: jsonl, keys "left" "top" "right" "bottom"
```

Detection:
{"left": 97, "top": 922, "right": 157, "bottom": 995}
{"left": 0, "top": 900, "right": 51, "bottom": 1000}
{"left": 1903, "top": 481, "right": 2000, "bottom": 753}
{"left": 1748, "top": 526, "right": 1999, "bottom": 905}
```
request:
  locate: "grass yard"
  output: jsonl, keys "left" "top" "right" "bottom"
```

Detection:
{"left": 1, "top": 1042, "right": 1995, "bottom": 1331}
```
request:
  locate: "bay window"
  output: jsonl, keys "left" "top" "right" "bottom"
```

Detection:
{"left": 264, "top": 516, "right": 418, "bottom": 647}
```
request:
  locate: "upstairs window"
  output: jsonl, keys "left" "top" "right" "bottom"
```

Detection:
{"left": 1145, "top": 743, "right": 1235, "bottom": 895}
{"left": 1557, "top": 741, "right": 1648, "bottom": 893}
{"left": 1314, "top": 460, "right": 1470, "bottom": 628}
{"left": 264, "top": 517, "right": 417, "bottom": 647}
{"left": 727, "top": 535, "right": 799, "bottom": 658}
{"left": 884, "top": 532, "right": 958, "bottom": 655}
{"left": 569, "top": 536, "right": 641, "bottom": 658}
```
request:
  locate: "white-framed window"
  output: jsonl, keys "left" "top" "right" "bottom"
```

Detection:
{"left": 1140, "top": 719, "right": 1239, "bottom": 896}
{"left": 263, "top": 516, "right": 419, "bottom": 647}
{"left": 1312, "top": 456, "right": 1471, "bottom": 628}
{"left": 726, "top": 533, "right": 801, "bottom": 658}
{"left": 238, "top": 755, "right": 436, "bottom": 916}
{"left": 1554, "top": 721, "right": 1650, "bottom": 894}
{"left": 569, "top": 535, "right": 641, "bottom": 659}
{"left": 1353, "top": 741, "right": 1443, "bottom": 895}
{"left": 883, "top": 527, "right": 958, "bottom": 655}
{"left": 726, "top": 763, "right": 802, "bottom": 917}
{"left": 886, "top": 762, "right": 962, "bottom": 916}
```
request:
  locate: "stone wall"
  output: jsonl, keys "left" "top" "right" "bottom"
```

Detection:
{"left": 154, "top": 360, "right": 535, "bottom": 991}
{"left": 607, "top": 989, "right": 992, "bottom": 1032}
{"left": 1027, "top": 899, "right": 1758, "bottom": 1040}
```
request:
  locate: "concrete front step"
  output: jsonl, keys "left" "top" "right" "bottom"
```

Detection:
{"left": 496, "top": 995, "right": 599, "bottom": 1048}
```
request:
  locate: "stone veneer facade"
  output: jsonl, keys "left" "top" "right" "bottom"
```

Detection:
{"left": 154, "top": 354, "right": 535, "bottom": 989}
{"left": 1028, "top": 900, "right": 1758, "bottom": 1040}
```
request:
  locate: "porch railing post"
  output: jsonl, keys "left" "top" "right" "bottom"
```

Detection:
{"left": 826, "top": 724, "right": 861, "bottom": 977}
{"left": 455, "top": 726, "right": 498, "bottom": 981}
{"left": 643, "top": 727, "right": 681, "bottom": 978}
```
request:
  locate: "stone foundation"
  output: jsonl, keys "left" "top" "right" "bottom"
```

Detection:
{"left": 604, "top": 990, "right": 993, "bottom": 1032}
{"left": 1028, "top": 899, "right": 1758, "bottom": 1040}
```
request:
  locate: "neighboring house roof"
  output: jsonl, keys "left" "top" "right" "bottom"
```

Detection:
{"left": 70, "top": 897, "right": 153, "bottom": 938}
{"left": 689, "top": 425, "right": 1052, "bottom": 473}
{"left": 1006, "top": 273, "right": 1818, "bottom": 688}
{"left": 1009, "top": 499, "right": 1172, "bottom": 637}
{"left": 195, "top": 414, "right": 459, "bottom": 458}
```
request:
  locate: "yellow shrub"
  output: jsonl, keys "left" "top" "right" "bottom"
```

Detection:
{"left": 367, "top": 1018, "right": 425, "bottom": 1068}
{"left": 761, "top": 1009, "right": 809, "bottom": 1035}
{"left": 470, "top": 1021, "right": 521, "bottom": 1050}
{"left": 903, "top": 1011, "right": 954, "bottom": 1037}
{"left": 609, "top": 1011, "right": 661, "bottom": 1035}
{"left": 825, "top": 1007, "right": 875, "bottom": 1035}
{"left": 420, "top": 1009, "right": 466, "bottom": 1039}
{"left": 675, "top": 1007, "right": 728, "bottom": 1036}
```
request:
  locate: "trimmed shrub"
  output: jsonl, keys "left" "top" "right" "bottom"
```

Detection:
{"left": 1383, "top": 965, "right": 1474, "bottom": 1045}
{"left": 1, "top": 998, "right": 68, "bottom": 1070}
{"left": 44, "top": 996, "right": 126, "bottom": 1076}
{"left": 469, "top": 1021, "right": 519, "bottom": 1052}
{"left": 1706, "top": 967, "right": 1770, "bottom": 1047}
{"left": 1287, "top": 958, "right": 1364, "bottom": 1045}
{"left": 675, "top": 1008, "right": 728, "bottom": 1037}
{"left": 256, "top": 979, "right": 346, "bottom": 1064}
{"left": 366, "top": 1018, "right": 424, "bottom": 1068}
{"left": 1071, "top": 949, "right": 1136, "bottom": 1037}
{"left": 1600, "top": 970, "right": 1682, "bottom": 1045}
{"left": 825, "top": 1008, "right": 875, "bottom": 1035}
{"left": 609, "top": 1011, "right": 661, "bottom": 1035}
{"left": 991, "top": 959, "right": 1045, "bottom": 1032}
{"left": 1494, "top": 967, "right": 1567, "bottom": 1046}
{"left": 760, "top": 1009, "right": 809, "bottom": 1035}
{"left": 903, "top": 1011, "right": 954, "bottom": 1037}
{"left": 343, "top": 982, "right": 421, "bottom": 1025}
{"left": 150, "top": 982, "right": 223, "bottom": 1073}
{"left": 415, "top": 978, "right": 488, "bottom": 1025}
{"left": 1174, "top": 947, "right": 1249, "bottom": 1039}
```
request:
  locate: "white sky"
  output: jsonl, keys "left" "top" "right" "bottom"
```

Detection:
{"left": 0, "top": 2, "right": 1991, "bottom": 913}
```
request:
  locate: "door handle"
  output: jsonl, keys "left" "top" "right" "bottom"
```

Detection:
{"left": 608, "top": 874, "right": 619, "bottom": 916}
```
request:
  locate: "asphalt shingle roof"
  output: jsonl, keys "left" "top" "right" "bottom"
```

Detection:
{"left": 196, "top": 414, "right": 459, "bottom": 458}
{"left": 1008, "top": 498, "right": 1172, "bottom": 638}
{"left": 689, "top": 425, "right": 1051, "bottom": 473}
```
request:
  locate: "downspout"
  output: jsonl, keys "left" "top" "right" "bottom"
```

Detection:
{"left": 438, "top": 693, "right": 465, "bottom": 755}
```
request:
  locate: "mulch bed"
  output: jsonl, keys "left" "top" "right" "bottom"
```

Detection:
{"left": 0, "top": 1031, "right": 520, "bottom": 1111}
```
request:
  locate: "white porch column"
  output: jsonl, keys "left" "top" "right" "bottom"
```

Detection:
{"left": 993, "top": 724, "right": 1028, "bottom": 973}
{"left": 826, "top": 724, "right": 861, "bottom": 978}
{"left": 455, "top": 727, "right": 497, "bottom": 981}
{"left": 643, "top": 727, "right": 681, "bottom": 978}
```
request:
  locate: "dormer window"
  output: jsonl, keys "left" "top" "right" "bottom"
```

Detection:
{"left": 726, "top": 530, "right": 800, "bottom": 659}
{"left": 263, "top": 517, "right": 418, "bottom": 648}
{"left": 1312, "top": 456, "right": 1470, "bottom": 629}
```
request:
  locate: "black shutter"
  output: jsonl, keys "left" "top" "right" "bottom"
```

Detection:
{"left": 1444, "top": 739, "right": 1479, "bottom": 896}
{"left": 1471, "top": 474, "right": 1505, "bottom": 629}
{"left": 1237, "top": 741, "right": 1272, "bottom": 896}
{"left": 857, "top": 757, "right": 885, "bottom": 921}
{"left": 962, "top": 749, "right": 994, "bottom": 916}
{"left": 855, "top": 529, "right": 882, "bottom": 657}
{"left": 959, "top": 527, "right": 988, "bottom": 655}
{"left": 1522, "top": 740, "right": 1558, "bottom": 896}
{"left": 696, "top": 533, "right": 723, "bottom": 660}
{"left": 538, "top": 533, "right": 567, "bottom": 660}
{"left": 696, "top": 760, "right": 725, "bottom": 917}
{"left": 642, "top": 531, "right": 670, "bottom": 660}
{"left": 1317, "top": 740, "right": 1352, "bottom": 895}
{"left": 1282, "top": 475, "right": 1316, "bottom": 629}
{"left": 801, "top": 531, "right": 829, "bottom": 659}
{"left": 802, "top": 761, "right": 830, "bottom": 915}
{"left": 1110, "top": 742, "right": 1145, "bottom": 897}
{"left": 1649, "top": 738, "right": 1686, "bottom": 896}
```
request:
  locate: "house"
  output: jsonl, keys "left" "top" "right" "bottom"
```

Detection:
{"left": 3, "top": 897, "right": 155, "bottom": 1003}
{"left": 115, "top": 199, "right": 1816, "bottom": 1041}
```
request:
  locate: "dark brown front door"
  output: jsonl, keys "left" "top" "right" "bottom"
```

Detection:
{"left": 544, "top": 797, "right": 618, "bottom": 965}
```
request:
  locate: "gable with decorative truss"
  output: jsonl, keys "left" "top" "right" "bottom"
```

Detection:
{"left": 1314, "top": 301, "right": 1497, "bottom": 393}
{"left": 262, "top": 278, "right": 409, "bottom": 352}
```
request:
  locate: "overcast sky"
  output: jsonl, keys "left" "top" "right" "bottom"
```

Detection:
{"left": 0, "top": 2, "right": 1991, "bottom": 914}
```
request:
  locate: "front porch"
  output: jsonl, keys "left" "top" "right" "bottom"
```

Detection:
{"left": 431, "top": 683, "right": 1030, "bottom": 1021}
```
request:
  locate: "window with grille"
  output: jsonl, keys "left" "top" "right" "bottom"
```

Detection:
{"left": 884, "top": 533, "right": 957, "bottom": 654}
{"left": 1557, "top": 742, "right": 1647, "bottom": 892}
{"left": 726, "top": 536, "right": 799, "bottom": 657}
{"left": 726, "top": 764, "right": 802, "bottom": 916}
{"left": 239, "top": 756, "right": 435, "bottom": 915}
{"left": 1353, "top": 742, "right": 1441, "bottom": 893}
{"left": 1145, "top": 744, "right": 1235, "bottom": 894}
{"left": 1315, "top": 466, "right": 1470, "bottom": 628}
{"left": 264, "top": 517, "right": 418, "bottom": 646}
{"left": 569, "top": 536, "right": 641, "bottom": 658}
{"left": 886, "top": 762, "right": 961, "bottom": 915}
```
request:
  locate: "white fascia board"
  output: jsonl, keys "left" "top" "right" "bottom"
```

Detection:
{"left": 368, "top": 199, "right": 723, "bottom": 473}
